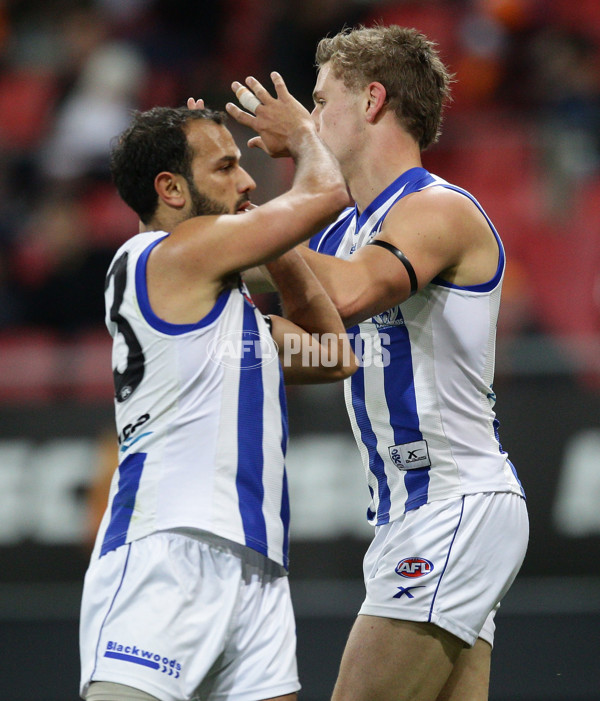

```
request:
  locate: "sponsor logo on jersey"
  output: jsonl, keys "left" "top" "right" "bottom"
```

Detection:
{"left": 388, "top": 440, "right": 431, "bottom": 470}
{"left": 104, "top": 640, "right": 182, "bottom": 677}
{"left": 372, "top": 305, "right": 405, "bottom": 328}
{"left": 395, "top": 557, "right": 434, "bottom": 578}
{"left": 118, "top": 413, "right": 152, "bottom": 453}
{"left": 119, "top": 386, "right": 133, "bottom": 400}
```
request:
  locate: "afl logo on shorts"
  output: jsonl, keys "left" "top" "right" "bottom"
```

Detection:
{"left": 395, "top": 557, "right": 434, "bottom": 578}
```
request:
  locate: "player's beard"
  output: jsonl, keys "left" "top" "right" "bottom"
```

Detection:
{"left": 188, "top": 180, "right": 230, "bottom": 216}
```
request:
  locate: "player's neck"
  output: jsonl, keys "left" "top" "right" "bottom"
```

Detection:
{"left": 346, "top": 125, "right": 422, "bottom": 213}
{"left": 142, "top": 206, "right": 187, "bottom": 234}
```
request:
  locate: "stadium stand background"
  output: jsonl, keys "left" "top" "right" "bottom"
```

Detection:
{"left": 0, "top": 1, "right": 599, "bottom": 699}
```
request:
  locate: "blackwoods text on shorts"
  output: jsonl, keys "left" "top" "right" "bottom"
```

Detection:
{"left": 208, "top": 331, "right": 392, "bottom": 369}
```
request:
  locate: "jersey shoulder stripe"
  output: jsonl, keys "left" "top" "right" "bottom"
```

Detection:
{"left": 310, "top": 207, "right": 355, "bottom": 254}
{"left": 135, "top": 235, "right": 232, "bottom": 334}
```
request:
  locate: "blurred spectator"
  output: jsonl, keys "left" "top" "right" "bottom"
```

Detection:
{"left": 39, "top": 41, "right": 147, "bottom": 183}
{"left": 528, "top": 27, "right": 600, "bottom": 216}
{"left": 0, "top": 251, "right": 24, "bottom": 328}
{"left": 12, "top": 192, "right": 115, "bottom": 334}
{"left": 100, "top": 0, "right": 229, "bottom": 108}
{"left": 452, "top": 6, "right": 510, "bottom": 107}
{"left": 267, "top": 0, "right": 364, "bottom": 105}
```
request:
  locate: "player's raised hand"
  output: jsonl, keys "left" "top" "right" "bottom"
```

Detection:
{"left": 226, "top": 72, "right": 314, "bottom": 159}
{"left": 187, "top": 97, "right": 205, "bottom": 110}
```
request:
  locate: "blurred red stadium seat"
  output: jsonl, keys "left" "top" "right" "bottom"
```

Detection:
{"left": 0, "top": 328, "right": 114, "bottom": 403}
{"left": 425, "top": 110, "right": 545, "bottom": 253}
{"left": 442, "top": 111, "right": 537, "bottom": 189}
{"left": 68, "top": 329, "right": 113, "bottom": 402}
{"left": 0, "top": 329, "right": 58, "bottom": 402}
{"left": 515, "top": 179, "right": 599, "bottom": 344}
{"left": 547, "top": 0, "right": 600, "bottom": 43}
{"left": 82, "top": 182, "right": 139, "bottom": 247}
{"left": 0, "top": 69, "right": 58, "bottom": 150}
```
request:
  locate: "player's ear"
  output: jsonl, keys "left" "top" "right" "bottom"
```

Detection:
{"left": 155, "top": 172, "right": 186, "bottom": 209}
{"left": 365, "top": 82, "right": 387, "bottom": 123}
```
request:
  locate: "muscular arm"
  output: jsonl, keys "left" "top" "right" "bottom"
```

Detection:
{"left": 166, "top": 73, "right": 349, "bottom": 279}
{"left": 299, "top": 187, "right": 499, "bottom": 326}
{"left": 265, "top": 249, "right": 358, "bottom": 383}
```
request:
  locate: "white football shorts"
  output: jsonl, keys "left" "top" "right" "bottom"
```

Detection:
{"left": 358, "top": 491, "right": 529, "bottom": 647}
{"left": 80, "top": 529, "right": 300, "bottom": 701}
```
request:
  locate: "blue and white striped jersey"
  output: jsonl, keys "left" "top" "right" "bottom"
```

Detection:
{"left": 94, "top": 230, "right": 290, "bottom": 568}
{"left": 310, "top": 167, "right": 525, "bottom": 526}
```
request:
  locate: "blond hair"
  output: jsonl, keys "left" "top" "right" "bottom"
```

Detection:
{"left": 316, "top": 25, "right": 453, "bottom": 150}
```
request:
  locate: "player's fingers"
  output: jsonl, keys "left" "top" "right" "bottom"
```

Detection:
{"left": 187, "top": 97, "right": 205, "bottom": 110}
{"left": 232, "top": 80, "right": 262, "bottom": 114}
{"left": 244, "top": 76, "right": 272, "bottom": 105}
{"left": 270, "top": 71, "right": 289, "bottom": 99}
{"left": 225, "top": 101, "right": 256, "bottom": 126}
{"left": 234, "top": 85, "right": 261, "bottom": 114}
{"left": 247, "top": 136, "right": 266, "bottom": 151}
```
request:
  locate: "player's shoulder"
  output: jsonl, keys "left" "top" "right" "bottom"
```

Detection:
{"left": 391, "top": 181, "right": 484, "bottom": 230}
{"left": 107, "top": 232, "right": 169, "bottom": 281}
{"left": 120, "top": 230, "right": 168, "bottom": 253}
{"left": 412, "top": 180, "right": 473, "bottom": 206}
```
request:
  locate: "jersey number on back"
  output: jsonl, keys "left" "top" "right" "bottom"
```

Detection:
{"left": 105, "top": 251, "right": 145, "bottom": 403}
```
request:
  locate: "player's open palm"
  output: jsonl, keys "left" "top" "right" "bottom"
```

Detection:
{"left": 226, "top": 72, "right": 314, "bottom": 159}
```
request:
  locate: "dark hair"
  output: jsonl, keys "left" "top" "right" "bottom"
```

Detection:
{"left": 316, "top": 25, "right": 453, "bottom": 150}
{"left": 109, "top": 107, "right": 225, "bottom": 224}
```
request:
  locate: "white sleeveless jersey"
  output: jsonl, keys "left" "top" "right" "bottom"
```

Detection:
{"left": 310, "top": 167, "right": 525, "bottom": 526}
{"left": 95, "top": 230, "right": 290, "bottom": 568}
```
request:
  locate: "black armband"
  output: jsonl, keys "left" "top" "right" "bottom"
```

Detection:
{"left": 367, "top": 239, "right": 418, "bottom": 297}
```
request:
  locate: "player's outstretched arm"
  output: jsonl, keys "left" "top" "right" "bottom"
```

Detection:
{"left": 173, "top": 72, "right": 350, "bottom": 281}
